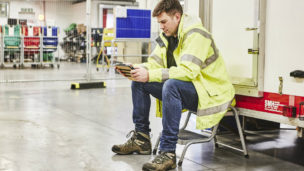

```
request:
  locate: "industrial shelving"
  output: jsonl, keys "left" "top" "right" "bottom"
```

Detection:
{"left": 0, "top": 25, "right": 59, "bottom": 69}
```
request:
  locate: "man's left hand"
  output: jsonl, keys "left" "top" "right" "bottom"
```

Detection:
{"left": 130, "top": 66, "right": 149, "bottom": 82}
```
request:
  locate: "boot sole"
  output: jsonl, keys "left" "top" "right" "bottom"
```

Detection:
{"left": 142, "top": 163, "right": 177, "bottom": 171}
{"left": 138, "top": 150, "right": 152, "bottom": 155}
{"left": 112, "top": 149, "right": 151, "bottom": 155}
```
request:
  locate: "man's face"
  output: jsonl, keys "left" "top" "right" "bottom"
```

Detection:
{"left": 157, "top": 12, "right": 181, "bottom": 37}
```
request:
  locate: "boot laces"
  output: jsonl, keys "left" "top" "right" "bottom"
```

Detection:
{"left": 125, "top": 130, "right": 137, "bottom": 146}
{"left": 126, "top": 130, "right": 136, "bottom": 139}
{"left": 152, "top": 152, "right": 172, "bottom": 164}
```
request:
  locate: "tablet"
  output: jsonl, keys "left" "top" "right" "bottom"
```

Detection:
{"left": 115, "top": 64, "right": 135, "bottom": 79}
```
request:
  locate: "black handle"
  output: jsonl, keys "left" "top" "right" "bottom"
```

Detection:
{"left": 290, "top": 70, "right": 304, "bottom": 78}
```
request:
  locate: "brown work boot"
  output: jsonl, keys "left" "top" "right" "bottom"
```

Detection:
{"left": 142, "top": 151, "right": 176, "bottom": 171}
{"left": 112, "top": 130, "right": 151, "bottom": 155}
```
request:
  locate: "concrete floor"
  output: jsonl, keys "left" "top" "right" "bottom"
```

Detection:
{"left": 0, "top": 63, "right": 304, "bottom": 171}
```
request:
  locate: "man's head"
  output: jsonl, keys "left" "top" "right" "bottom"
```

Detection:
{"left": 153, "top": 0, "right": 183, "bottom": 37}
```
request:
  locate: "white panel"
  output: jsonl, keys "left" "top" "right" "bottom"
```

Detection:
{"left": 45, "top": 1, "right": 74, "bottom": 59}
{"left": 8, "top": 1, "right": 43, "bottom": 25}
{"left": 67, "top": 1, "right": 99, "bottom": 28}
{"left": 70, "top": 2, "right": 86, "bottom": 25}
{"left": 212, "top": 0, "right": 257, "bottom": 80}
{"left": 184, "top": 0, "right": 199, "bottom": 17}
{"left": 264, "top": 0, "right": 304, "bottom": 96}
{"left": 138, "top": 0, "right": 147, "bottom": 9}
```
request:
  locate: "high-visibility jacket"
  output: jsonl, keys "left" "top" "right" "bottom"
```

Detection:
{"left": 140, "top": 14, "right": 235, "bottom": 129}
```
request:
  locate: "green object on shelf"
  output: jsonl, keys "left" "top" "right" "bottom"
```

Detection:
{"left": 64, "top": 23, "right": 77, "bottom": 32}
{"left": 4, "top": 37, "right": 21, "bottom": 46}
{"left": 43, "top": 53, "right": 53, "bottom": 62}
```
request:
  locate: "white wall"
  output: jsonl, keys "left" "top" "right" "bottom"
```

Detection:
{"left": 264, "top": 0, "right": 304, "bottom": 96}
{"left": 45, "top": 1, "right": 74, "bottom": 58}
{"left": 212, "top": 0, "right": 256, "bottom": 80}
{"left": 184, "top": 0, "right": 199, "bottom": 17}
{"left": 69, "top": 1, "right": 99, "bottom": 28}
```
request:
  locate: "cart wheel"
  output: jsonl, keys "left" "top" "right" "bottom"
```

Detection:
{"left": 57, "top": 64, "right": 60, "bottom": 69}
{"left": 178, "top": 161, "right": 183, "bottom": 167}
{"left": 13, "top": 64, "right": 17, "bottom": 69}
{"left": 245, "top": 154, "right": 249, "bottom": 159}
{"left": 96, "top": 68, "right": 99, "bottom": 71}
{"left": 50, "top": 64, "right": 54, "bottom": 68}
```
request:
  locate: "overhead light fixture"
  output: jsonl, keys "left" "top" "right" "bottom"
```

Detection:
{"left": 38, "top": 14, "right": 44, "bottom": 21}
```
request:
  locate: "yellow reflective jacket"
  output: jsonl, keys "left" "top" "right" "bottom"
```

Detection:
{"left": 141, "top": 14, "right": 235, "bottom": 129}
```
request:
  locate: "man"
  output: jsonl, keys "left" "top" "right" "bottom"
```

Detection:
{"left": 112, "top": 0, "right": 235, "bottom": 170}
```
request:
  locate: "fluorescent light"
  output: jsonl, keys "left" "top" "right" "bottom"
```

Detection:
{"left": 39, "top": 14, "right": 44, "bottom": 21}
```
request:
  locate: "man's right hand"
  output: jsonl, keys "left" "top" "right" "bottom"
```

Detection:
{"left": 130, "top": 66, "right": 149, "bottom": 82}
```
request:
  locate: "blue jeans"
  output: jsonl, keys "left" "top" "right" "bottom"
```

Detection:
{"left": 131, "top": 79, "right": 198, "bottom": 152}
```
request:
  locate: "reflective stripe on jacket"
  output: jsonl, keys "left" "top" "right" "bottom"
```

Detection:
{"left": 142, "top": 14, "right": 235, "bottom": 130}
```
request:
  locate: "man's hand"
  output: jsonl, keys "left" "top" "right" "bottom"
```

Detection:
{"left": 131, "top": 66, "right": 149, "bottom": 82}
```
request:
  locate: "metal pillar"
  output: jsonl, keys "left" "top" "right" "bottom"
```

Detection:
{"left": 86, "top": 0, "right": 92, "bottom": 81}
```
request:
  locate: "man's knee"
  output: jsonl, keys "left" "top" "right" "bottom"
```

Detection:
{"left": 131, "top": 81, "right": 144, "bottom": 89}
{"left": 162, "top": 79, "right": 180, "bottom": 95}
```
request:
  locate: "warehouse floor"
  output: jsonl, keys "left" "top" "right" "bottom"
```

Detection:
{"left": 0, "top": 63, "right": 304, "bottom": 171}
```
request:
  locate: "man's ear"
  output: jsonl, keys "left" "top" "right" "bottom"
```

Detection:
{"left": 175, "top": 12, "right": 181, "bottom": 22}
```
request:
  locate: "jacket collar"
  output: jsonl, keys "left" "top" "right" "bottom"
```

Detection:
{"left": 156, "top": 13, "right": 197, "bottom": 48}
{"left": 177, "top": 14, "right": 203, "bottom": 39}
{"left": 177, "top": 14, "right": 185, "bottom": 40}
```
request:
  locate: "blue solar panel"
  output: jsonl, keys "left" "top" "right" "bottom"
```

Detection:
{"left": 116, "top": 9, "right": 151, "bottom": 38}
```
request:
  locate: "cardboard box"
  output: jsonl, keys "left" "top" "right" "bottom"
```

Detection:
{"left": 123, "top": 42, "right": 142, "bottom": 64}
{"left": 116, "top": 42, "right": 125, "bottom": 62}
{"left": 77, "top": 24, "right": 86, "bottom": 34}
{"left": 114, "top": 42, "right": 142, "bottom": 64}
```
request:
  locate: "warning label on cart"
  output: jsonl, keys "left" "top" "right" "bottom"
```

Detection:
{"left": 264, "top": 100, "right": 281, "bottom": 112}
{"left": 236, "top": 92, "right": 304, "bottom": 116}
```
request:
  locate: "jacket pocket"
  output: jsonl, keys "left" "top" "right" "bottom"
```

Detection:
{"left": 202, "top": 79, "right": 230, "bottom": 97}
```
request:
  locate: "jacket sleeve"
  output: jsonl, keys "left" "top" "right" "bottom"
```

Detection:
{"left": 135, "top": 44, "right": 165, "bottom": 71}
{"left": 149, "top": 31, "right": 212, "bottom": 82}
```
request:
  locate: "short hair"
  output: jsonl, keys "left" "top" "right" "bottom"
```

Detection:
{"left": 152, "top": 0, "right": 183, "bottom": 17}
